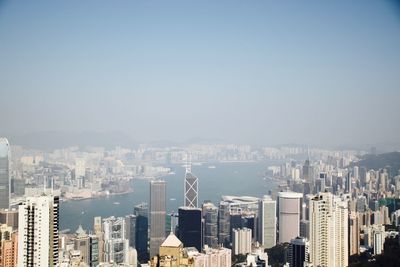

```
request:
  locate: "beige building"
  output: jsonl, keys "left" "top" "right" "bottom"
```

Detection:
{"left": 149, "top": 233, "right": 194, "bottom": 267}
{"left": 349, "top": 212, "right": 360, "bottom": 256}
{"left": 0, "top": 225, "right": 17, "bottom": 267}
{"left": 278, "top": 192, "right": 302, "bottom": 243}
{"left": 309, "top": 192, "right": 348, "bottom": 267}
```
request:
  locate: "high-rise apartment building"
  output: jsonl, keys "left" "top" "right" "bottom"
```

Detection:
{"left": 349, "top": 212, "right": 360, "bottom": 256}
{"left": 309, "top": 192, "right": 348, "bottom": 267}
{"left": 17, "top": 195, "right": 59, "bottom": 267}
{"left": 149, "top": 180, "right": 166, "bottom": 257}
{"left": 278, "top": 192, "right": 302, "bottom": 243}
{"left": 0, "top": 138, "right": 10, "bottom": 209}
{"left": 184, "top": 164, "right": 198, "bottom": 208}
{"left": 258, "top": 195, "right": 276, "bottom": 248}
{"left": 0, "top": 224, "right": 18, "bottom": 267}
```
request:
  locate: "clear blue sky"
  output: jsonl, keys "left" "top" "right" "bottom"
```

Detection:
{"left": 0, "top": 0, "right": 399, "bottom": 146}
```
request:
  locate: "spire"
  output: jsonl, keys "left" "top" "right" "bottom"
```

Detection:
{"left": 185, "top": 152, "right": 192, "bottom": 173}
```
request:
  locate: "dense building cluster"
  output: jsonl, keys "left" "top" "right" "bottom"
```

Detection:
{"left": 0, "top": 136, "right": 400, "bottom": 266}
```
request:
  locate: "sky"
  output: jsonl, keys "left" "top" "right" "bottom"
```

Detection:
{"left": 0, "top": 0, "right": 400, "bottom": 148}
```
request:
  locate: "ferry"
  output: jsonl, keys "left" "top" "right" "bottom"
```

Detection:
{"left": 113, "top": 202, "right": 120, "bottom": 205}
{"left": 208, "top": 165, "right": 216, "bottom": 169}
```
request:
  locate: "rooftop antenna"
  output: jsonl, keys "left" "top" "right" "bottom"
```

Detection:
{"left": 185, "top": 152, "right": 192, "bottom": 173}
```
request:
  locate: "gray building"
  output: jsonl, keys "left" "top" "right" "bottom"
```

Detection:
{"left": 125, "top": 214, "right": 137, "bottom": 248}
{"left": 202, "top": 202, "right": 218, "bottom": 248}
{"left": 149, "top": 180, "right": 166, "bottom": 257}
{"left": 0, "top": 138, "right": 10, "bottom": 209}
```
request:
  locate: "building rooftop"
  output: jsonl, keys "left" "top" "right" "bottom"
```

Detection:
{"left": 278, "top": 191, "right": 303, "bottom": 199}
{"left": 161, "top": 233, "right": 182, "bottom": 248}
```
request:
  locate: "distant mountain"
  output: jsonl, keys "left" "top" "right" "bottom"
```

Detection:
{"left": 2, "top": 131, "right": 138, "bottom": 150}
{"left": 351, "top": 151, "right": 400, "bottom": 175}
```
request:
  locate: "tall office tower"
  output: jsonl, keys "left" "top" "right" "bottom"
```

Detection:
{"left": 359, "top": 167, "right": 367, "bottom": 187}
{"left": 178, "top": 207, "right": 202, "bottom": 251}
{"left": 202, "top": 202, "right": 219, "bottom": 248}
{"left": 378, "top": 169, "right": 388, "bottom": 192}
{"left": 218, "top": 202, "right": 231, "bottom": 247}
{"left": 345, "top": 172, "right": 352, "bottom": 194}
{"left": 302, "top": 159, "right": 313, "bottom": 185}
{"left": 315, "top": 178, "right": 325, "bottom": 194}
{"left": 0, "top": 138, "right": 10, "bottom": 209}
{"left": 258, "top": 195, "right": 276, "bottom": 248}
{"left": 17, "top": 195, "right": 59, "bottom": 267}
{"left": 184, "top": 164, "right": 198, "bottom": 208}
{"left": 103, "top": 216, "right": 129, "bottom": 264}
{"left": 232, "top": 228, "right": 252, "bottom": 255}
{"left": 309, "top": 192, "right": 348, "bottom": 267}
{"left": 88, "top": 235, "right": 99, "bottom": 267}
{"left": 278, "top": 192, "right": 302, "bottom": 243}
{"left": 0, "top": 224, "right": 18, "bottom": 267}
{"left": 150, "top": 180, "right": 166, "bottom": 258}
{"left": 299, "top": 220, "right": 310, "bottom": 240}
{"left": 353, "top": 166, "right": 359, "bottom": 182}
{"left": 349, "top": 212, "right": 360, "bottom": 256}
{"left": 125, "top": 214, "right": 137, "bottom": 248}
{"left": 134, "top": 202, "right": 149, "bottom": 262}
{"left": 288, "top": 236, "right": 310, "bottom": 267}
{"left": 93, "top": 216, "right": 104, "bottom": 262}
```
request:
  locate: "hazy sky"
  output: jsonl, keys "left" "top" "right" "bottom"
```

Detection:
{"left": 0, "top": 0, "right": 399, "bottom": 146}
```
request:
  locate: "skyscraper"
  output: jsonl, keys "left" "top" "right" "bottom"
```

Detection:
{"left": 0, "top": 138, "right": 10, "bottom": 209}
{"left": 218, "top": 201, "right": 231, "bottom": 247}
{"left": 309, "top": 192, "right": 348, "bottom": 267}
{"left": 278, "top": 192, "right": 302, "bottom": 243}
{"left": 288, "top": 236, "right": 310, "bottom": 267}
{"left": 125, "top": 214, "right": 137, "bottom": 248}
{"left": 349, "top": 212, "right": 360, "bottom": 256}
{"left": 134, "top": 202, "right": 149, "bottom": 262}
{"left": 232, "top": 228, "right": 252, "bottom": 255}
{"left": 202, "top": 202, "right": 219, "bottom": 248}
{"left": 103, "top": 216, "right": 130, "bottom": 264}
{"left": 93, "top": 216, "right": 104, "bottom": 263}
{"left": 17, "top": 195, "right": 59, "bottom": 267}
{"left": 178, "top": 207, "right": 202, "bottom": 251}
{"left": 149, "top": 180, "right": 166, "bottom": 257}
{"left": 258, "top": 195, "right": 276, "bottom": 248}
{"left": 184, "top": 164, "right": 198, "bottom": 208}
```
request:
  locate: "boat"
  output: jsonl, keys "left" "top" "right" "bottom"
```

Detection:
{"left": 170, "top": 198, "right": 176, "bottom": 201}
{"left": 208, "top": 165, "right": 216, "bottom": 169}
{"left": 113, "top": 202, "right": 120, "bottom": 205}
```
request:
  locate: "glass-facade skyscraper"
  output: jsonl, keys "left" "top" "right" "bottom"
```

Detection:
{"left": 177, "top": 207, "right": 202, "bottom": 251}
{"left": 0, "top": 138, "right": 10, "bottom": 209}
